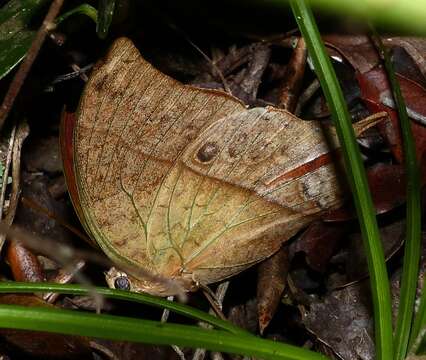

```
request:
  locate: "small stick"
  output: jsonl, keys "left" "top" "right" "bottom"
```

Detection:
{"left": 0, "top": 121, "right": 29, "bottom": 251}
{"left": 21, "top": 196, "right": 92, "bottom": 245}
{"left": 295, "top": 78, "right": 320, "bottom": 116}
{"left": 51, "top": 64, "right": 92, "bottom": 84}
{"left": 0, "top": 125, "right": 16, "bottom": 220}
{"left": 0, "top": 0, "right": 65, "bottom": 131}
{"left": 43, "top": 260, "right": 86, "bottom": 303}
{"left": 186, "top": 38, "right": 231, "bottom": 94}
{"left": 161, "top": 296, "right": 187, "bottom": 360}
{"left": 89, "top": 341, "right": 120, "bottom": 360}
{"left": 192, "top": 282, "right": 230, "bottom": 360}
{"left": 200, "top": 283, "right": 227, "bottom": 320}
{"left": 167, "top": 23, "right": 231, "bottom": 94}
{"left": 277, "top": 37, "right": 307, "bottom": 112}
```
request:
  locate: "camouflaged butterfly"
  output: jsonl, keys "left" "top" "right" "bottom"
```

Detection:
{"left": 67, "top": 37, "right": 375, "bottom": 296}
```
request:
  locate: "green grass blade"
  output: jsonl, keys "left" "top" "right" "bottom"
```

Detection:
{"left": 244, "top": 0, "right": 426, "bottom": 34}
{"left": 370, "top": 31, "right": 422, "bottom": 360}
{"left": 0, "top": 281, "right": 247, "bottom": 336}
{"left": 55, "top": 4, "right": 98, "bottom": 25}
{"left": 0, "top": 304, "right": 328, "bottom": 360}
{"left": 96, "top": 0, "right": 115, "bottom": 39}
{"left": 410, "top": 292, "right": 426, "bottom": 354}
{"left": 306, "top": 0, "right": 426, "bottom": 34}
{"left": 290, "top": 2, "right": 393, "bottom": 359}
{"left": 415, "top": 337, "right": 426, "bottom": 355}
{"left": 0, "top": 0, "right": 50, "bottom": 80}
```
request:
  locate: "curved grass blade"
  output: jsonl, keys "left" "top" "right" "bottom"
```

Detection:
{"left": 306, "top": 0, "right": 426, "bottom": 34}
{"left": 55, "top": 4, "right": 97, "bottom": 26}
{"left": 416, "top": 338, "right": 426, "bottom": 355}
{"left": 0, "top": 0, "right": 50, "bottom": 80}
{"left": 290, "top": 2, "right": 393, "bottom": 359}
{"left": 96, "top": 0, "right": 115, "bottom": 39}
{"left": 244, "top": 0, "right": 426, "bottom": 35}
{"left": 0, "top": 281, "right": 247, "bottom": 336}
{"left": 410, "top": 298, "right": 426, "bottom": 355}
{"left": 0, "top": 303, "right": 328, "bottom": 360}
{"left": 370, "top": 31, "right": 422, "bottom": 360}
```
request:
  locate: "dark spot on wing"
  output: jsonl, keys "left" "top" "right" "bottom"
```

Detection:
{"left": 196, "top": 142, "right": 219, "bottom": 163}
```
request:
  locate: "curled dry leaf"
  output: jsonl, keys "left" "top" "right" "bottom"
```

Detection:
{"left": 358, "top": 67, "right": 426, "bottom": 162}
{"left": 323, "top": 162, "right": 415, "bottom": 222}
{"left": 6, "top": 239, "right": 45, "bottom": 283}
{"left": 324, "top": 34, "right": 426, "bottom": 163}
{"left": 289, "top": 221, "right": 344, "bottom": 273}
{"left": 257, "top": 246, "right": 289, "bottom": 334}
{"left": 324, "top": 34, "right": 380, "bottom": 75}
{"left": 324, "top": 35, "right": 426, "bottom": 81}
{"left": 68, "top": 38, "right": 378, "bottom": 296}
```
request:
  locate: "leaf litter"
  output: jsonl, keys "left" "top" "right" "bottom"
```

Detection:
{"left": 0, "top": 3, "right": 425, "bottom": 358}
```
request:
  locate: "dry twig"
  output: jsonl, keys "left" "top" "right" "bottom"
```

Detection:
{"left": 0, "top": 121, "right": 29, "bottom": 251}
{"left": 192, "top": 282, "right": 230, "bottom": 360}
{"left": 277, "top": 37, "right": 307, "bottom": 111}
{"left": 0, "top": 125, "right": 16, "bottom": 221}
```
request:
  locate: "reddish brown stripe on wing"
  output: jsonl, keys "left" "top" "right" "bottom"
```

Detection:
{"left": 267, "top": 150, "right": 339, "bottom": 186}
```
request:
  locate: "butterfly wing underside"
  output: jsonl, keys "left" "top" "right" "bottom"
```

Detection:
{"left": 74, "top": 38, "right": 343, "bottom": 289}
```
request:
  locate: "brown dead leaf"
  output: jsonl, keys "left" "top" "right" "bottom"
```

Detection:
{"left": 90, "top": 339, "right": 180, "bottom": 360}
{"left": 358, "top": 67, "right": 426, "bottom": 162}
{"left": 0, "top": 294, "right": 92, "bottom": 359}
{"left": 257, "top": 246, "right": 289, "bottom": 334}
{"left": 383, "top": 37, "right": 426, "bottom": 81}
{"left": 324, "top": 34, "right": 380, "bottom": 75}
{"left": 324, "top": 35, "right": 426, "bottom": 164}
{"left": 345, "top": 220, "right": 405, "bottom": 283}
{"left": 303, "top": 282, "right": 375, "bottom": 360}
{"left": 304, "top": 224, "right": 426, "bottom": 359}
{"left": 323, "top": 163, "right": 409, "bottom": 221}
{"left": 324, "top": 35, "right": 426, "bottom": 82}
{"left": 69, "top": 37, "right": 378, "bottom": 296}
{"left": 289, "top": 221, "right": 344, "bottom": 272}
{"left": 326, "top": 219, "right": 405, "bottom": 289}
{"left": 6, "top": 239, "right": 45, "bottom": 282}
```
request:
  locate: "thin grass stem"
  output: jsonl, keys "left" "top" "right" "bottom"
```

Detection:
{"left": 290, "top": 2, "right": 394, "bottom": 359}
{"left": 0, "top": 281, "right": 247, "bottom": 336}
{"left": 0, "top": 302, "right": 328, "bottom": 360}
{"left": 370, "top": 30, "right": 422, "bottom": 360}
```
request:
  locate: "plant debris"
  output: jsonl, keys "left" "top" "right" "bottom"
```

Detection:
{"left": 0, "top": 1, "right": 425, "bottom": 358}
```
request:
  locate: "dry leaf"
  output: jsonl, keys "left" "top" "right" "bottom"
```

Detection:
{"left": 0, "top": 294, "right": 91, "bottom": 359}
{"left": 323, "top": 162, "right": 418, "bottom": 222}
{"left": 69, "top": 37, "right": 376, "bottom": 295}
{"left": 257, "top": 246, "right": 289, "bottom": 334}
{"left": 324, "top": 34, "right": 379, "bottom": 75}
{"left": 324, "top": 35, "right": 426, "bottom": 82}
{"left": 358, "top": 67, "right": 426, "bottom": 162}
{"left": 303, "top": 282, "right": 375, "bottom": 360}
{"left": 289, "top": 221, "right": 343, "bottom": 272}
